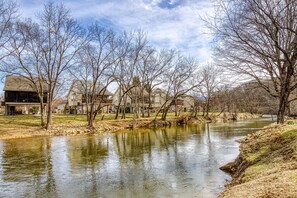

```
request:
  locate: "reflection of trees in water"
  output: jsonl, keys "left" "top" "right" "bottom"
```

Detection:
{"left": 113, "top": 124, "right": 204, "bottom": 158}
{"left": 114, "top": 129, "right": 155, "bottom": 159}
{"left": 1, "top": 138, "right": 57, "bottom": 197}
{"left": 66, "top": 136, "right": 110, "bottom": 197}
{"left": 67, "top": 136, "right": 109, "bottom": 167}
{"left": 2, "top": 138, "right": 47, "bottom": 181}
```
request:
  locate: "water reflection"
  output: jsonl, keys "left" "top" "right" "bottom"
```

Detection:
{"left": 67, "top": 137, "right": 109, "bottom": 167}
{"left": 0, "top": 119, "right": 272, "bottom": 197}
{"left": 0, "top": 138, "right": 58, "bottom": 197}
{"left": 114, "top": 125, "right": 205, "bottom": 158}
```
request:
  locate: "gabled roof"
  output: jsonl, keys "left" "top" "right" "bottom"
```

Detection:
{"left": 114, "top": 84, "right": 149, "bottom": 96}
{"left": 3, "top": 76, "right": 48, "bottom": 92}
{"left": 68, "top": 80, "right": 112, "bottom": 96}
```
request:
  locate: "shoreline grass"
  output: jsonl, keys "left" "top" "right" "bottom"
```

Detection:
{"left": 0, "top": 112, "right": 257, "bottom": 140}
{"left": 219, "top": 121, "right": 297, "bottom": 197}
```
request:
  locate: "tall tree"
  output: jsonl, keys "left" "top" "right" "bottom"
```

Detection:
{"left": 0, "top": 2, "right": 48, "bottom": 127}
{"left": 114, "top": 31, "right": 147, "bottom": 119}
{"left": 71, "top": 24, "right": 118, "bottom": 129}
{"left": 5, "top": 20, "right": 47, "bottom": 126}
{"left": 136, "top": 48, "right": 173, "bottom": 117}
{"left": 155, "top": 53, "right": 201, "bottom": 121}
{"left": 213, "top": 0, "right": 297, "bottom": 124}
{"left": 199, "top": 64, "right": 222, "bottom": 117}
{"left": 39, "top": 2, "right": 86, "bottom": 129}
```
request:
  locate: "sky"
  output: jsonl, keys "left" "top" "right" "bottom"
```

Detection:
{"left": 0, "top": 0, "right": 215, "bottom": 94}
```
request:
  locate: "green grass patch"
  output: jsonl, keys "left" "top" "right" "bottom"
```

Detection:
{"left": 283, "top": 129, "right": 297, "bottom": 138}
{"left": 243, "top": 163, "right": 269, "bottom": 182}
{"left": 286, "top": 120, "right": 297, "bottom": 125}
{"left": 245, "top": 146, "right": 270, "bottom": 162}
{"left": 249, "top": 163, "right": 268, "bottom": 172}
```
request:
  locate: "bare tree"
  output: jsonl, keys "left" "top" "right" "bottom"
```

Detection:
{"left": 113, "top": 33, "right": 133, "bottom": 120}
{"left": 155, "top": 53, "right": 201, "bottom": 121}
{"left": 136, "top": 48, "right": 173, "bottom": 117}
{"left": 4, "top": 20, "right": 47, "bottom": 126}
{"left": 39, "top": 2, "right": 86, "bottom": 129}
{"left": 71, "top": 24, "right": 118, "bottom": 129}
{"left": 114, "top": 31, "right": 147, "bottom": 119}
{"left": 198, "top": 63, "right": 222, "bottom": 118}
{"left": 213, "top": 0, "right": 297, "bottom": 124}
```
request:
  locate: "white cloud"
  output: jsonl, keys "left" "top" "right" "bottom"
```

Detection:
{"left": 0, "top": 0, "right": 215, "bottom": 94}
{"left": 17, "top": 0, "right": 215, "bottom": 63}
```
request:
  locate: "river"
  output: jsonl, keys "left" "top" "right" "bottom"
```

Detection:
{"left": 0, "top": 118, "right": 273, "bottom": 198}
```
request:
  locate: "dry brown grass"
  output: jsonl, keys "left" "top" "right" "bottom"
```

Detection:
{"left": 0, "top": 112, "right": 194, "bottom": 139}
{"left": 219, "top": 122, "right": 297, "bottom": 198}
{"left": 0, "top": 112, "right": 256, "bottom": 140}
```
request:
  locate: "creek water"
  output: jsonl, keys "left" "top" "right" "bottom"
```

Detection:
{"left": 0, "top": 118, "right": 273, "bottom": 198}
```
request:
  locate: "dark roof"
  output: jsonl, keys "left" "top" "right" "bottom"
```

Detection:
{"left": 3, "top": 76, "right": 48, "bottom": 92}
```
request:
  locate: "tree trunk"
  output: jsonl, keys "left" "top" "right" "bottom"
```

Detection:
{"left": 88, "top": 115, "right": 94, "bottom": 129}
{"left": 115, "top": 96, "right": 123, "bottom": 120}
{"left": 88, "top": 103, "right": 95, "bottom": 129}
{"left": 122, "top": 100, "right": 127, "bottom": 119}
{"left": 40, "top": 103, "right": 45, "bottom": 127}
{"left": 115, "top": 106, "right": 120, "bottom": 119}
{"left": 161, "top": 106, "right": 170, "bottom": 121}
{"left": 46, "top": 97, "right": 52, "bottom": 130}
{"left": 194, "top": 107, "right": 198, "bottom": 117}
{"left": 38, "top": 92, "right": 45, "bottom": 127}
{"left": 206, "top": 99, "right": 210, "bottom": 117}
{"left": 148, "top": 90, "right": 152, "bottom": 117}
{"left": 174, "top": 102, "right": 178, "bottom": 116}
{"left": 141, "top": 90, "right": 145, "bottom": 118}
{"left": 277, "top": 88, "right": 290, "bottom": 124}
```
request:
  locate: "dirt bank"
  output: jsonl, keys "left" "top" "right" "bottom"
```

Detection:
{"left": 219, "top": 122, "right": 297, "bottom": 198}
{"left": 0, "top": 113, "right": 258, "bottom": 140}
{"left": 0, "top": 116, "right": 207, "bottom": 140}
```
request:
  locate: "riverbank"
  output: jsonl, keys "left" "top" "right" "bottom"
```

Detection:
{"left": 219, "top": 121, "right": 297, "bottom": 197}
{"left": 0, "top": 112, "right": 258, "bottom": 140}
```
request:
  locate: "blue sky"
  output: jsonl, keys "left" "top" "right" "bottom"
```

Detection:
{"left": 0, "top": 0, "right": 215, "bottom": 94}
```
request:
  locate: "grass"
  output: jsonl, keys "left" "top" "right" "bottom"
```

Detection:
{"left": 0, "top": 112, "right": 256, "bottom": 140}
{"left": 219, "top": 122, "right": 297, "bottom": 197}
{"left": 283, "top": 129, "right": 297, "bottom": 138}
{"left": 0, "top": 112, "right": 193, "bottom": 126}
{"left": 286, "top": 120, "right": 297, "bottom": 125}
{"left": 0, "top": 112, "right": 192, "bottom": 138}
{"left": 244, "top": 146, "right": 270, "bottom": 162}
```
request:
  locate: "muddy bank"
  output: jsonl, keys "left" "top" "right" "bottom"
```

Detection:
{"left": 219, "top": 122, "right": 297, "bottom": 198}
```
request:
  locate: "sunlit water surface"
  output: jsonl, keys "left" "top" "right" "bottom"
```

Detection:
{"left": 0, "top": 119, "right": 273, "bottom": 198}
